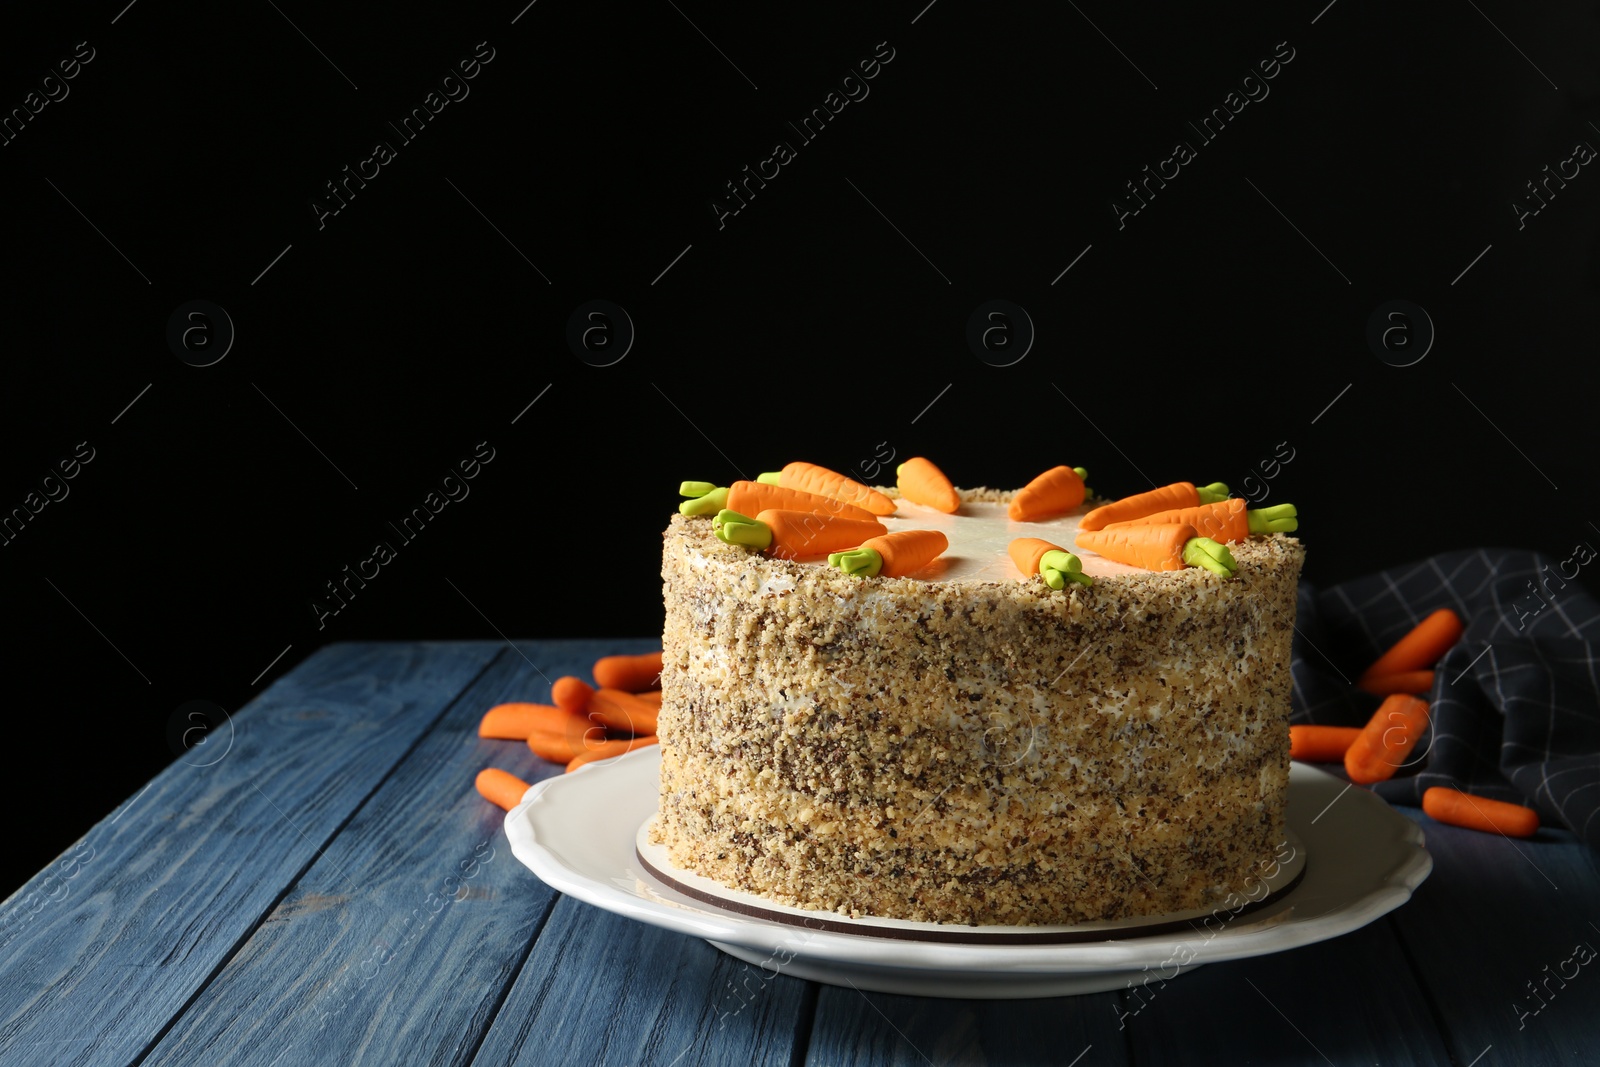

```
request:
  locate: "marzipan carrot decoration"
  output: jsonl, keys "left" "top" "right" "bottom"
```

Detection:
{"left": 725, "top": 480, "right": 876, "bottom": 522}
{"left": 593, "top": 651, "right": 663, "bottom": 692}
{"left": 829, "top": 529, "right": 949, "bottom": 578}
{"left": 587, "top": 688, "right": 659, "bottom": 735}
{"left": 1079, "top": 481, "right": 1229, "bottom": 532}
{"left": 475, "top": 768, "right": 531, "bottom": 811}
{"left": 1105, "top": 498, "right": 1298, "bottom": 543}
{"left": 1357, "top": 670, "right": 1435, "bottom": 697}
{"left": 1009, "top": 466, "right": 1088, "bottom": 522}
{"left": 635, "top": 690, "right": 663, "bottom": 707}
{"left": 1359, "top": 608, "right": 1464, "bottom": 684}
{"left": 761, "top": 509, "right": 889, "bottom": 559}
{"left": 1421, "top": 787, "right": 1539, "bottom": 837}
{"left": 567, "top": 735, "right": 658, "bottom": 773}
{"left": 780, "top": 461, "right": 897, "bottom": 515}
{"left": 897, "top": 457, "right": 960, "bottom": 514}
{"left": 679, "top": 481, "right": 730, "bottom": 516}
{"left": 1007, "top": 537, "right": 1092, "bottom": 589}
{"left": 551, "top": 676, "right": 594, "bottom": 715}
{"left": 714, "top": 509, "right": 889, "bottom": 559}
{"left": 1344, "top": 694, "right": 1429, "bottom": 784}
{"left": 1288, "top": 725, "right": 1362, "bottom": 763}
{"left": 712, "top": 509, "right": 773, "bottom": 550}
{"left": 1074, "top": 524, "right": 1237, "bottom": 577}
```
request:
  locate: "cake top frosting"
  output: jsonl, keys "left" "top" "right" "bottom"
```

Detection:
{"left": 675, "top": 460, "right": 1298, "bottom": 586}
{"left": 812, "top": 494, "right": 1144, "bottom": 582}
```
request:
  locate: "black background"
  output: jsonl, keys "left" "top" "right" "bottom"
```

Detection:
{"left": 3, "top": 1, "right": 1598, "bottom": 897}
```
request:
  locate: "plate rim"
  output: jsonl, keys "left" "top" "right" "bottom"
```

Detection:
{"left": 505, "top": 747, "right": 1432, "bottom": 974}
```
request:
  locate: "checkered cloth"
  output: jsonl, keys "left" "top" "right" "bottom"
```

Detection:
{"left": 1290, "top": 548, "right": 1600, "bottom": 848}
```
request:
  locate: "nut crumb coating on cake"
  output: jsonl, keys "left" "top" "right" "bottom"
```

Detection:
{"left": 650, "top": 495, "right": 1305, "bottom": 926}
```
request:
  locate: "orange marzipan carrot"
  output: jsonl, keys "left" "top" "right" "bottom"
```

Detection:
{"left": 593, "top": 651, "right": 663, "bottom": 692}
{"left": 1357, "top": 670, "right": 1436, "bottom": 696}
{"left": 1080, "top": 482, "right": 1206, "bottom": 531}
{"left": 1422, "top": 786, "right": 1539, "bottom": 837}
{"left": 636, "top": 689, "right": 663, "bottom": 706}
{"left": 1344, "top": 694, "right": 1430, "bottom": 784}
{"left": 757, "top": 509, "right": 888, "bottom": 559}
{"left": 726, "top": 481, "right": 875, "bottom": 522}
{"left": 897, "top": 457, "right": 960, "bottom": 514}
{"left": 475, "top": 768, "right": 531, "bottom": 811}
{"left": 1074, "top": 523, "right": 1195, "bottom": 571}
{"left": 1359, "top": 608, "right": 1465, "bottom": 683}
{"left": 1009, "top": 466, "right": 1086, "bottom": 522}
{"left": 550, "top": 676, "right": 594, "bottom": 715}
{"left": 1288, "top": 724, "right": 1362, "bottom": 763}
{"left": 1105, "top": 498, "right": 1249, "bottom": 543}
{"left": 1008, "top": 537, "right": 1065, "bottom": 576}
{"left": 781, "top": 461, "right": 897, "bottom": 515}
{"left": 860, "top": 529, "right": 949, "bottom": 577}
{"left": 566, "top": 735, "right": 659, "bottom": 773}
{"left": 587, "top": 688, "right": 659, "bottom": 736}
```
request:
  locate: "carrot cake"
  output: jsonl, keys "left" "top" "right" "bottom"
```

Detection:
{"left": 650, "top": 466, "right": 1303, "bottom": 925}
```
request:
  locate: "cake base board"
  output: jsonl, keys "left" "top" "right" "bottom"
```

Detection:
{"left": 635, "top": 817, "right": 1307, "bottom": 945}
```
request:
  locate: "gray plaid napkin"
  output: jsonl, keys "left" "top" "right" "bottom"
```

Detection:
{"left": 1290, "top": 548, "right": 1600, "bottom": 848}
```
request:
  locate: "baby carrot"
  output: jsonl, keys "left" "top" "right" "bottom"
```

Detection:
{"left": 475, "top": 768, "right": 531, "bottom": 811}
{"left": 567, "top": 734, "right": 659, "bottom": 773}
{"left": 593, "top": 651, "right": 663, "bottom": 692}
{"left": 1105, "top": 499, "right": 1299, "bottom": 543}
{"left": 588, "top": 688, "right": 659, "bottom": 736}
{"left": 1006, "top": 537, "right": 1091, "bottom": 589}
{"left": 1344, "top": 694, "right": 1430, "bottom": 784}
{"left": 1359, "top": 608, "right": 1465, "bottom": 684}
{"left": 1075, "top": 524, "right": 1237, "bottom": 577}
{"left": 780, "top": 461, "right": 897, "bottom": 515}
{"left": 726, "top": 480, "right": 875, "bottom": 522}
{"left": 480, "top": 702, "right": 581, "bottom": 741}
{"left": 1079, "top": 481, "right": 1230, "bottom": 532}
{"left": 1289, "top": 724, "right": 1362, "bottom": 763}
{"left": 1008, "top": 466, "right": 1087, "bottom": 522}
{"left": 551, "top": 676, "right": 594, "bottom": 716}
{"left": 1357, "top": 670, "right": 1435, "bottom": 696}
{"left": 1422, "top": 787, "right": 1539, "bottom": 837}
{"left": 830, "top": 529, "right": 949, "bottom": 578}
{"left": 757, "top": 509, "right": 888, "bottom": 560}
{"left": 896, "top": 457, "right": 960, "bottom": 514}
{"left": 527, "top": 721, "right": 608, "bottom": 764}
{"left": 635, "top": 689, "right": 663, "bottom": 706}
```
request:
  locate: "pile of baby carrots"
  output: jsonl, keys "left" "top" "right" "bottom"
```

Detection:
{"left": 1289, "top": 607, "right": 1541, "bottom": 837}
{"left": 473, "top": 651, "right": 664, "bottom": 811}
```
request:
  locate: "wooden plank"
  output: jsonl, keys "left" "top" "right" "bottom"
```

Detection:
{"left": 469, "top": 896, "right": 811, "bottom": 1067}
{"left": 805, "top": 985, "right": 1129, "bottom": 1066}
{"left": 138, "top": 639, "right": 656, "bottom": 1067}
{"left": 0, "top": 641, "right": 500, "bottom": 1067}
{"left": 1121, "top": 918, "right": 1452, "bottom": 1066}
{"left": 1390, "top": 809, "right": 1600, "bottom": 1066}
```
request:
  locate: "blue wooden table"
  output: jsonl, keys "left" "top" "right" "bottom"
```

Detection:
{"left": 4, "top": 640, "right": 1597, "bottom": 1066}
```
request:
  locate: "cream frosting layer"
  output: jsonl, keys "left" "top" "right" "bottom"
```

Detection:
{"left": 789, "top": 497, "right": 1144, "bottom": 581}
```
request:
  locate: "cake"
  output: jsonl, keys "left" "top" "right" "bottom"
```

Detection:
{"left": 650, "top": 475, "right": 1304, "bottom": 926}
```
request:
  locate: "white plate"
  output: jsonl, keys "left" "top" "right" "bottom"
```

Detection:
{"left": 504, "top": 749, "right": 1431, "bottom": 998}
